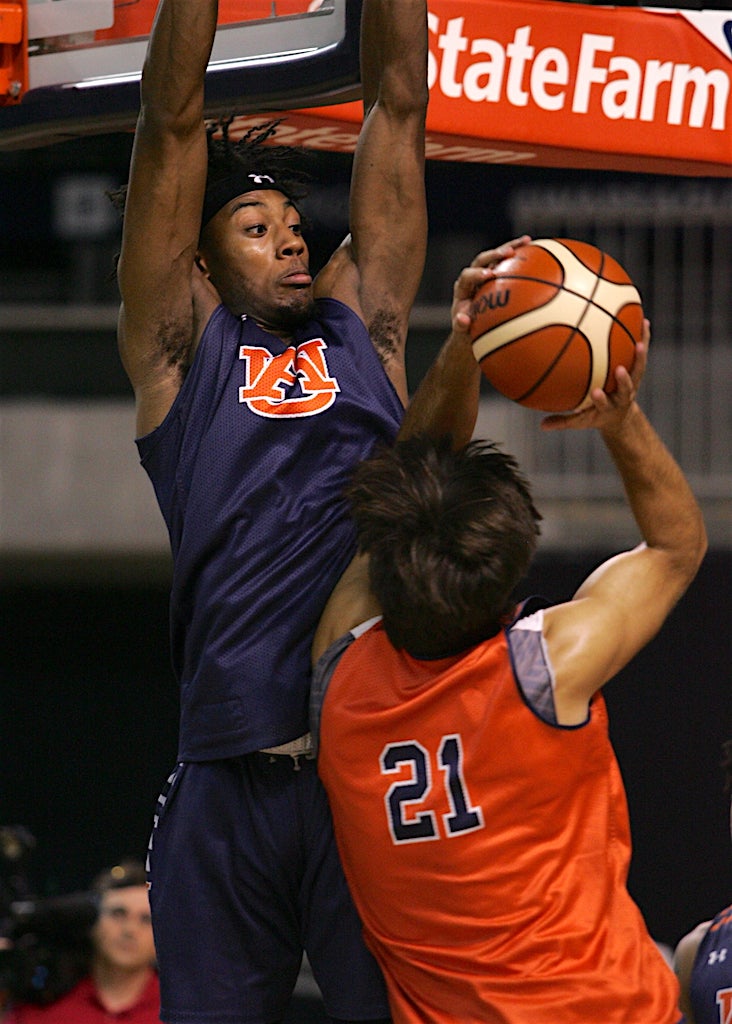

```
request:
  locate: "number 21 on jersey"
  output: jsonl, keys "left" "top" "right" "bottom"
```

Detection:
{"left": 380, "top": 733, "right": 484, "bottom": 845}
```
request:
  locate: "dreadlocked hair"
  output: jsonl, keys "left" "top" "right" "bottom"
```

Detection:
{"left": 199, "top": 117, "right": 310, "bottom": 231}
{"left": 105, "top": 117, "right": 310, "bottom": 224}
{"left": 205, "top": 118, "right": 308, "bottom": 194}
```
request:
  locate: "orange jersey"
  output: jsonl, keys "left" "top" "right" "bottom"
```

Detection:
{"left": 317, "top": 619, "right": 680, "bottom": 1024}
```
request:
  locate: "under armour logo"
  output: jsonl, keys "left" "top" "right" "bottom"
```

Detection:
{"left": 248, "top": 174, "right": 275, "bottom": 185}
{"left": 709, "top": 947, "right": 729, "bottom": 965}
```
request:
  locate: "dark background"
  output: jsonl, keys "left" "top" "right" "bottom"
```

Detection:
{"left": 2, "top": 550, "right": 730, "bottom": 950}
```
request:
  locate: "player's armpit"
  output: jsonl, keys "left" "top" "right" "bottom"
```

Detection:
{"left": 312, "top": 555, "right": 379, "bottom": 666}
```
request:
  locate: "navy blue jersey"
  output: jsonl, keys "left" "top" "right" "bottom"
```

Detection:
{"left": 689, "top": 905, "right": 732, "bottom": 1024}
{"left": 137, "top": 298, "right": 403, "bottom": 760}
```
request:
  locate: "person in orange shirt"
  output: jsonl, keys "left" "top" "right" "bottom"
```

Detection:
{"left": 310, "top": 251, "right": 707, "bottom": 1024}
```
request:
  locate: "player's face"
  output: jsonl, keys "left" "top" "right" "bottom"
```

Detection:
{"left": 198, "top": 189, "right": 315, "bottom": 335}
{"left": 92, "top": 885, "right": 155, "bottom": 972}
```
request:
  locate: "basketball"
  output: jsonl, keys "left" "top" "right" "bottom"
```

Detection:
{"left": 469, "top": 238, "right": 643, "bottom": 413}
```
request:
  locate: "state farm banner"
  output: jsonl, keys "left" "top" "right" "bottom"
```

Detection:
{"left": 235, "top": 1, "right": 732, "bottom": 176}
{"left": 4, "top": 0, "right": 729, "bottom": 170}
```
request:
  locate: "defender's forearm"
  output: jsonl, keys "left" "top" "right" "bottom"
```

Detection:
{"left": 399, "top": 330, "right": 482, "bottom": 449}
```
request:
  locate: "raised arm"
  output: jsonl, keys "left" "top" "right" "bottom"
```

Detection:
{"left": 315, "top": 0, "right": 429, "bottom": 402}
{"left": 542, "top": 328, "right": 708, "bottom": 723}
{"left": 312, "top": 237, "right": 531, "bottom": 661}
{"left": 117, "top": 0, "right": 219, "bottom": 438}
{"left": 400, "top": 238, "right": 531, "bottom": 447}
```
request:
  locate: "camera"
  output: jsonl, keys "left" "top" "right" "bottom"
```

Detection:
{"left": 1, "top": 827, "right": 99, "bottom": 1007}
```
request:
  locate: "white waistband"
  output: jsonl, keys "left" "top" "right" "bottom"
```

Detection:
{"left": 259, "top": 732, "right": 313, "bottom": 757}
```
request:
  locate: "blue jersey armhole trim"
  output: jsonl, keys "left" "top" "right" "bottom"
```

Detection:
{"left": 309, "top": 619, "right": 382, "bottom": 757}
{"left": 310, "top": 629, "right": 359, "bottom": 759}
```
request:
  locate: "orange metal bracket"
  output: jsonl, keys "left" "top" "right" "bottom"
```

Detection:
{"left": 0, "top": 0, "right": 27, "bottom": 106}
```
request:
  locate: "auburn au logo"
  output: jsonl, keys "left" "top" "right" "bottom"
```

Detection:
{"left": 717, "top": 988, "right": 732, "bottom": 1024}
{"left": 238, "top": 338, "right": 340, "bottom": 417}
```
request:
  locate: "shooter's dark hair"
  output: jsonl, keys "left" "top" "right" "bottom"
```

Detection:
{"left": 347, "top": 434, "right": 542, "bottom": 658}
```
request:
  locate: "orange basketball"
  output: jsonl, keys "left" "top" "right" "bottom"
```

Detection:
{"left": 469, "top": 238, "right": 643, "bottom": 413}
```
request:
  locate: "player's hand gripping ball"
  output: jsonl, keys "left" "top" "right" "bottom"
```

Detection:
{"left": 469, "top": 238, "right": 643, "bottom": 413}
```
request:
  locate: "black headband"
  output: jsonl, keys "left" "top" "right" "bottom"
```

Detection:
{"left": 200, "top": 170, "right": 288, "bottom": 231}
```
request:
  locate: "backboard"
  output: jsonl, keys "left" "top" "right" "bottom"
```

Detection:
{"left": 0, "top": 0, "right": 362, "bottom": 150}
{"left": 1, "top": 0, "right": 730, "bottom": 175}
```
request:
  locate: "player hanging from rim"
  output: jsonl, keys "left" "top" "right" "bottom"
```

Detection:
{"left": 111, "top": 0, "right": 531, "bottom": 1021}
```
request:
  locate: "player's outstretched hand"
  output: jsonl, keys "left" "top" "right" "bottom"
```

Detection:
{"left": 540, "top": 320, "right": 649, "bottom": 433}
{"left": 452, "top": 236, "right": 532, "bottom": 336}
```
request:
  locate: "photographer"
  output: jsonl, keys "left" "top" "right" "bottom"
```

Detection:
{"left": 10, "top": 861, "right": 158, "bottom": 1024}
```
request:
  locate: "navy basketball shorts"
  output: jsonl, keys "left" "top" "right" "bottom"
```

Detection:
{"left": 147, "top": 753, "right": 390, "bottom": 1024}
